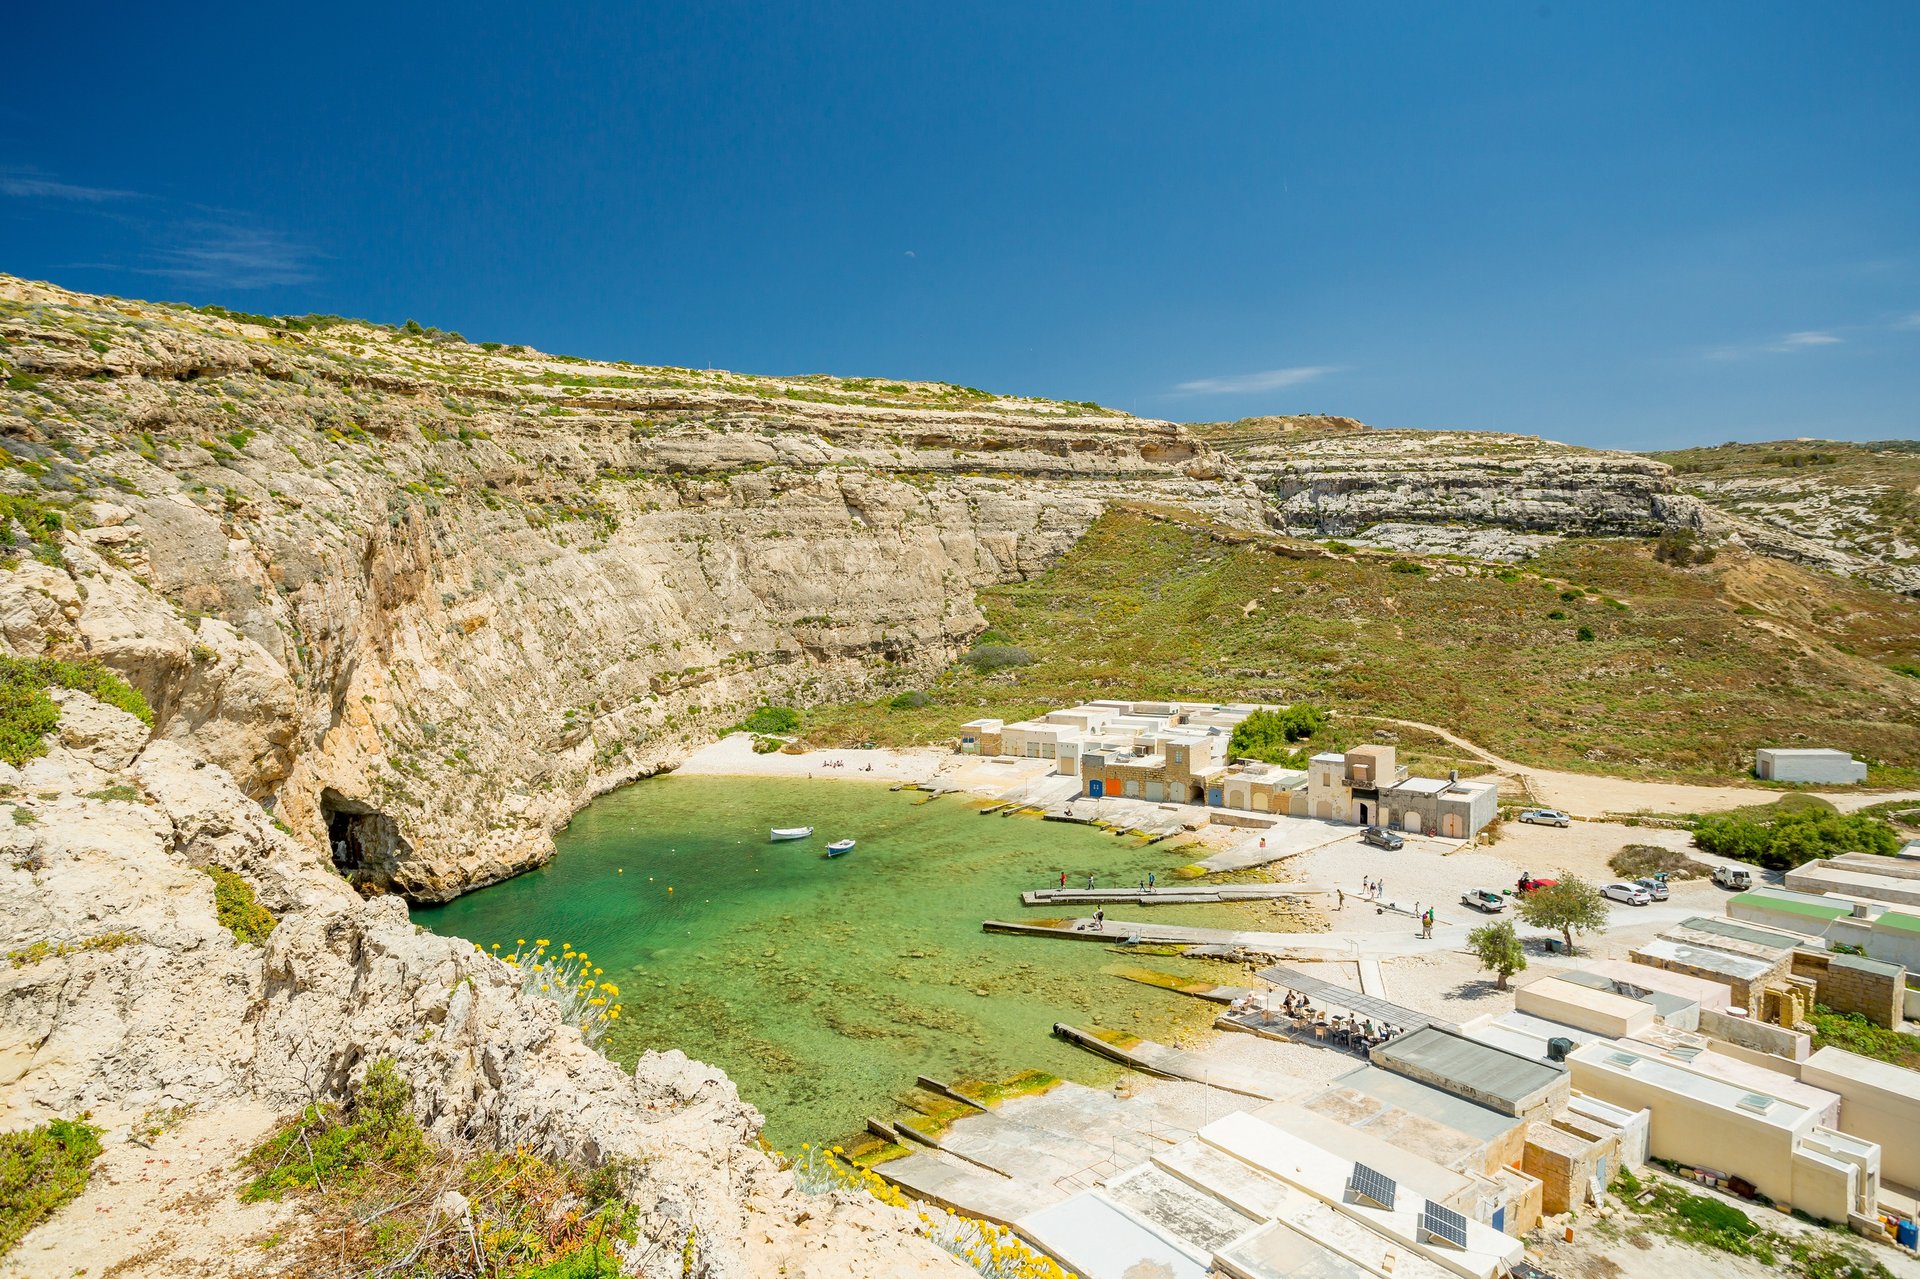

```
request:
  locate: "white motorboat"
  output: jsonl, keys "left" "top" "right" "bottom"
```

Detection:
{"left": 770, "top": 826, "right": 814, "bottom": 841}
{"left": 824, "top": 839, "right": 855, "bottom": 857}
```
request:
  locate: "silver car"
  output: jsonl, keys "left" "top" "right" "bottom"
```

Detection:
{"left": 1602, "top": 881, "right": 1651, "bottom": 906}
{"left": 1635, "top": 877, "right": 1670, "bottom": 901}
{"left": 1518, "top": 808, "right": 1572, "bottom": 828}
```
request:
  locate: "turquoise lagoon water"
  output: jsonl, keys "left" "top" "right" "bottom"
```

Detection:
{"left": 412, "top": 775, "right": 1253, "bottom": 1150}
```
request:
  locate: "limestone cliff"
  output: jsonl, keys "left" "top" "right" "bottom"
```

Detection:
{"left": 1197, "top": 417, "right": 1686, "bottom": 554}
{"left": 0, "top": 691, "right": 962, "bottom": 1277}
{"left": 0, "top": 275, "right": 1263, "bottom": 900}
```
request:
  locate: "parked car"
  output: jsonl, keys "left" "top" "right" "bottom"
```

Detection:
{"left": 1360, "top": 826, "right": 1405, "bottom": 850}
{"left": 1635, "top": 877, "right": 1670, "bottom": 901}
{"left": 1516, "top": 875, "right": 1559, "bottom": 895}
{"left": 1460, "top": 888, "right": 1506, "bottom": 914}
{"left": 1712, "top": 865, "right": 1754, "bottom": 890}
{"left": 1518, "top": 808, "right": 1572, "bottom": 828}
{"left": 1602, "top": 881, "right": 1652, "bottom": 906}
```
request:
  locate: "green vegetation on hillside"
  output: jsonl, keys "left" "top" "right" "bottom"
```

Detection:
{"left": 243, "top": 1060, "right": 636, "bottom": 1276}
{"left": 1693, "top": 796, "right": 1899, "bottom": 869}
{"left": 0, "top": 1117, "right": 102, "bottom": 1257}
{"left": 204, "top": 866, "right": 277, "bottom": 945}
{"left": 804, "top": 508, "right": 1920, "bottom": 784}
{"left": 0, "top": 656, "right": 153, "bottom": 766}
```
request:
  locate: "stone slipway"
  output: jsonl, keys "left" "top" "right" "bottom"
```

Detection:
{"left": 1019, "top": 884, "right": 1320, "bottom": 907}
{"left": 1051, "top": 1024, "right": 1287, "bottom": 1099}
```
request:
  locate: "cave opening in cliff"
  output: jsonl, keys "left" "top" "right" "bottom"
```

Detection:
{"left": 320, "top": 789, "right": 400, "bottom": 879}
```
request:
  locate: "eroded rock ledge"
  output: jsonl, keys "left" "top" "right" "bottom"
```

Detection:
{"left": 0, "top": 691, "right": 962, "bottom": 1276}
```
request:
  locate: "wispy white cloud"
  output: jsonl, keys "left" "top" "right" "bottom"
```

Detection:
{"left": 1703, "top": 330, "right": 1845, "bottom": 361}
{"left": 6, "top": 164, "right": 320, "bottom": 290}
{"left": 0, "top": 168, "right": 141, "bottom": 203}
{"left": 1894, "top": 312, "right": 1920, "bottom": 331}
{"left": 1172, "top": 365, "right": 1345, "bottom": 395}
{"left": 133, "top": 222, "right": 319, "bottom": 289}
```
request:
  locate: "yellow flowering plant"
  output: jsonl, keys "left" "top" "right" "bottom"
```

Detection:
{"left": 500, "top": 939, "right": 623, "bottom": 1048}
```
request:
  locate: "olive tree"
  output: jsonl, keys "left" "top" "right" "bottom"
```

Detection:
{"left": 1466, "top": 919, "right": 1527, "bottom": 990}
{"left": 1515, "top": 875, "right": 1610, "bottom": 955}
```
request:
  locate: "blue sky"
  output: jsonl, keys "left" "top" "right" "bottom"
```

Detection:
{"left": 3, "top": 2, "right": 1915, "bottom": 449}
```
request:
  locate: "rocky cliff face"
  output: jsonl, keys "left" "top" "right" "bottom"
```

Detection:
{"left": 0, "top": 276, "right": 1263, "bottom": 900}
{"left": 1205, "top": 418, "right": 1688, "bottom": 552}
{"left": 0, "top": 691, "right": 961, "bottom": 1277}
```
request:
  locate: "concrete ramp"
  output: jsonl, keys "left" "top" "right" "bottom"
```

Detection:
{"left": 1053, "top": 1024, "right": 1289, "bottom": 1099}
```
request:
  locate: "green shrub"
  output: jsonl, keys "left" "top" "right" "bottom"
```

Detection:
{"left": 888, "top": 691, "right": 934, "bottom": 710}
{"left": 1807, "top": 1007, "right": 1920, "bottom": 1068}
{"left": 1388, "top": 559, "right": 1424, "bottom": 575}
{"left": 0, "top": 493, "right": 65, "bottom": 565}
{"left": 242, "top": 1060, "right": 428, "bottom": 1202}
{"left": 0, "top": 656, "right": 153, "bottom": 766}
{"left": 1548, "top": 610, "right": 1568, "bottom": 620}
{"left": 1694, "top": 804, "right": 1899, "bottom": 870}
{"left": 961, "top": 644, "right": 1033, "bottom": 673}
{"left": 1227, "top": 705, "right": 1331, "bottom": 765}
{"left": 1654, "top": 528, "right": 1718, "bottom": 566}
{"left": 0, "top": 1116, "right": 102, "bottom": 1256}
{"left": 1576, "top": 626, "right": 1596, "bottom": 642}
{"left": 1609, "top": 844, "right": 1709, "bottom": 880}
{"left": 204, "top": 866, "right": 276, "bottom": 945}
{"left": 733, "top": 705, "right": 800, "bottom": 735}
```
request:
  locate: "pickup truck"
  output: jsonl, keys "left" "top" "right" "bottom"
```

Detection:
{"left": 1712, "top": 865, "right": 1753, "bottom": 890}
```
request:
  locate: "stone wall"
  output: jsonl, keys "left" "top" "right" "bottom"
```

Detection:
{"left": 1790, "top": 950, "right": 1906, "bottom": 1028}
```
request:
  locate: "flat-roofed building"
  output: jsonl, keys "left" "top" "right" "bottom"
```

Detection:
{"left": 962, "top": 699, "right": 1498, "bottom": 835}
{"left": 1566, "top": 1041, "right": 1880, "bottom": 1225}
{"left": 1516, "top": 976, "right": 1659, "bottom": 1039}
{"left": 1799, "top": 1046, "right": 1920, "bottom": 1191}
{"left": 1369, "top": 1026, "right": 1571, "bottom": 1123}
{"left": 1200, "top": 1111, "right": 1527, "bottom": 1277}
{"left": 1755, "top": 747, "right": 1867, "bottom": 784}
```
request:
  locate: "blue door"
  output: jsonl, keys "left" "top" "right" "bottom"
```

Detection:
{"left": 1208, "top": 787, "right": 1223, "bottom": 807}
{"left": 1492, "top": 1207, "right": 1505, "bottom": 1233}
{"left": 1088, "top": 779, "right": 1104, "bottom": 798}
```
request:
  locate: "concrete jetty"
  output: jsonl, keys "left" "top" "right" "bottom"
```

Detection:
{"left": 982, "top": 916, "right": 1466, "bottom": 960}
{"left": 1018, "top": 884, "right": 1318, "bottom": 908}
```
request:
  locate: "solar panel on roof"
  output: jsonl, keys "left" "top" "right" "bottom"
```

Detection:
{"left": 1347, "top": 1162, "right": 1397, "bottom": 1210}
{"left": 1418, "top": 1200, "right": 1469, "bottom": 1249}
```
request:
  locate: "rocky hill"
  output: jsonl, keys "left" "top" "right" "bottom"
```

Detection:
{"left": 1652, "top": 439, "right": 1920, "bottom": 595}
{"left": 1199, "top": 415, "right": 1920, "bottom": 591}
{"left": 0, "top": 275, "right": 1261, "bottom": 901}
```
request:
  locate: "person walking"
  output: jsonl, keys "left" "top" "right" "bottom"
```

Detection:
{"left": 1060, "top": 871, "right": 1067, "bottom": 889}
{"left": 1148, "top": 871, "right": 1155, "bottom": 889}
{"left": 1337, "top": 888, "right": 1345, "bottom": 911}
{"left": 1421, "top": 908, "right": 1434, "bottom": 939}
{"left": 1087, "top": 873, "right": 1095, "bottom": 890}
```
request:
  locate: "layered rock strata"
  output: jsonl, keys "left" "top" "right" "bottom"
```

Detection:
{"left": 1, "top": 276, "right": 1262, "bottom": 899}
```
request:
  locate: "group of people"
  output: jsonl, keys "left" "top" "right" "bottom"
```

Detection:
{"left": 1241, "top": 991, "right": 1399, "bottom": 1051}
{"left": 816, "top": 759, "right": 874, "bottom": 772}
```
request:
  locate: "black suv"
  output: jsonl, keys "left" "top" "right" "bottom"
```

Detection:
{"left": 1360, "top": 826, "right": 1405, "bottom": 850}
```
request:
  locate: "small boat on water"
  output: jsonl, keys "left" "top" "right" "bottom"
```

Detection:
{"left": 824, "top": 839, "right": 856, "bottom": 857}
{"left": 770, "top": 826, "right": 814, "bottom": 842}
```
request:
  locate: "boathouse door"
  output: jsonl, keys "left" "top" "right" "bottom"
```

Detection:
{"left": 1358, "top": 803, "right": 1370, "bottom": 824}
{"left": 1208, "top": 786, "right": 1223, "bottom": 807}
{"left": 1088, "top": 779, "right": 1104, "bottom": 798}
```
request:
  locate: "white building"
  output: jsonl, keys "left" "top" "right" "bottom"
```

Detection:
{"left": 1754, "top": 748, "right": 1867, "bottom": 784}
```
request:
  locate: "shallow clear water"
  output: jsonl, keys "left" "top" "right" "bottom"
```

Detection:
{"left": 412, "top": 775, "right": 1249, "bottom": 1150}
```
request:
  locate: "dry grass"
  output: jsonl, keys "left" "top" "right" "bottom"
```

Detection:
{"left": 805, "top": 508, "right": 1920, "bottom": 785}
